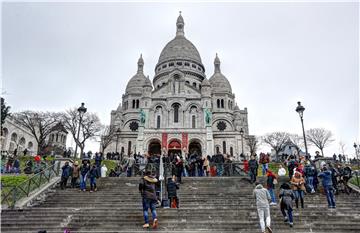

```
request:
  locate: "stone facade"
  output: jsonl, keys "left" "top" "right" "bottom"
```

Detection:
{"left": 1, "top": 116, "right": 67, "bottom": 156}
{"left": 105, "top": 13, "right": 252, "bottom": 159}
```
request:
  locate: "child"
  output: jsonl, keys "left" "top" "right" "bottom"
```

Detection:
{"left": 89, "top": 164, "right": 99, "bottom": 192}
{"left": 167, "top": 176, "right": 179, "bottom": 208}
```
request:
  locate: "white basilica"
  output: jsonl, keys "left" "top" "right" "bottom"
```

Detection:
{"left": 105, "top": 13, "right": 252, "bottom": 158}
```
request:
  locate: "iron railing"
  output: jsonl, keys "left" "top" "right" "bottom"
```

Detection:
{"left": 1, "top": 161, "right": 61, "bottom": 208}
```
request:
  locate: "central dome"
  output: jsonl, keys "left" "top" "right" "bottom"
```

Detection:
{"left": 158, "top": 37, "right": 202, "bottom": 64}
{"left": 157, "top": 13, "right": 203, "bottom": 67}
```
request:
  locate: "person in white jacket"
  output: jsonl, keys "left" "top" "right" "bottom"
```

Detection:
{"left": 101, "top": 164, "right": 108, "bottom": 177}
{"left": 278, "top": 164, "right": 287, "bottom": 177}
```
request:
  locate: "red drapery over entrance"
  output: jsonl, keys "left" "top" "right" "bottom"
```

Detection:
{"left": 168, "top": 140, "right": 181, "bottom": 150}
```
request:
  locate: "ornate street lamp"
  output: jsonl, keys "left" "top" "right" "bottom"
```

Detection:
{"left": 296, "top": 101, "right": 309, "bottom": 158}
{"left": 240, "top": 128, "right": 244, "bottom": 159}
{"left": 74, "top": 103, "right": 87, "bottom": 158}
{"left": 115, "top": 128, "right": 121, "bottom": 153}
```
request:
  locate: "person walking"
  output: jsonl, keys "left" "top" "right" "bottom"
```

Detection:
{"left": 290, "top": 171, "right": 306, "bottom": 208}
{"left": 253, "top": 182, "right": 273, "bottom": 233}
{"left": 279, "top": 182, "right": 295, "bottom": 227}
{"left": 249, "top": 156, "right": 258, "bottom": 184}
{"left": 318, "top": 165, "right": 336, "bottom": 208}
{"left": 266, "top": 170, "right": 277, "bottom": 205}
{"left": 139, "top": 171, "right": 159, "bottom": 229}
{"left": 71, "top": 161, "right": 80, "bottom": 188}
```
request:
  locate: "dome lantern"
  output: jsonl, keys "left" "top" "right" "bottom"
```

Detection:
{"left": 176, "top": 11, "right": 185, "bottom": 37}
{"left": 137, "top": 54, "right": 144, "bottom": 74}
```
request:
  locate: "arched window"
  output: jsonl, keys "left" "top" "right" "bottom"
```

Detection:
{"left": 11, "top": 133, "right": 17, "bottom": 142}
{"left": 230, "top": 147, "right": 233, "bottom": 156}
{"left": 216, "top": 146, "right": 220, "bottom": 154}
{"left": 217, "top": 99, "right": 220, "bottom": 108}
{"left": 156, "top": 115, "right": 161, "bottom": 129}
{"left": 128, "top": 141, "right": 132, "bottom": 155}
{"left": 192, "top": 82, "right": 197, "bottom": 88}
{"left": 132, "top": 100, "right": 135, "bottom": 108}
{"left": 56, "top": 134, "right": 59, "bottom": 142}
{"left": 192, "top": 115, "right": 196, "bottom": 129}
{"left": 223, "top": 141, "right": 226, "bottom": 154}
{"left": 185, "top": 81, "right": 190, "bottom": 85}
{"left": 173, "top": 103, "right": 180, "bottom": 123}
{"left": 221, "top": 99, "right": 224, "bottom": 108}
{"left": 136, "top": 99, "right": 139, "bottom": 109}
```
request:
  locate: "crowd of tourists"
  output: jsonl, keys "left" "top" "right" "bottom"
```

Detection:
{"left": 252, "top": 153, "right": 354, "bottom": 233}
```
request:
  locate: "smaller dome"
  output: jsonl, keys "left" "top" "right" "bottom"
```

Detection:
{"left": 125, "top": 54, "right": 149, "bottom": 94}
{"left": 201, "top": 78, "right": 211, "bottom": 87}
{"left": 209, "top": 54, "right": 232, "bottom": 94}
{"left": 144, "top": 75, "right": 152, "bottom": 88}
{"left": 234, "top": 105, "right": 240, "bottom": 111}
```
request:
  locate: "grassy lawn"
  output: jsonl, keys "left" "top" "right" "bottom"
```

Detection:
{"left": 257, "top": 162, "right": 285, "bottom": 176}
{"left": 350, "top": 176, "right": 360, "bottom": 187}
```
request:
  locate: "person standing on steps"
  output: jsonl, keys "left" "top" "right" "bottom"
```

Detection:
{"left": 279, "top": 182, "right": 295, "bottom": 227}
{"left": 253, "top": 182, "right": 273, "bottom": 233}
{"left": 167, "top": 176, "right": 180, "bottom": 208}
{"left": 290, "top": 171, "right": 306, "bottom": 209}
{"left": 80, "top": 160, "right": 90, "bottom": 192}
{"left": 139, "top": 171, "right": 159, "bottom": 229}
{"left": 60, "top": 161, "right": 71, "bottom": 189}
{"left": 318, "top": 165, "right": 336, "bottom": 208}
{"left": 71, "top": 161, "right": 80, "bottom": 188}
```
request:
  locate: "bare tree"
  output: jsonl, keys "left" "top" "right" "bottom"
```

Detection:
{"left": 61, "top": 108, "right": 102, "bottom": 158}
{"left": 339, "top": 141, "right": 346, "bottom": 157}
{"left": 289, "top": 134, "right": 304, "bottom": 154}
{"left": 99, "top": 125, "right": 118, "bottom": 154}
{"left": 262, "top": 132, "right": 290, "bottom": 161}
{"left": 246, "top": 135, "right": 259, "bottom": 156}
{"left": 306, "top": 128, "right": 334, "bottom": 156}
{"left": 14, "top": 111, "right": 61, "bottom": 153}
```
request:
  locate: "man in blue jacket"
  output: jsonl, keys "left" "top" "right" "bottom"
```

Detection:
{"left": 318, "top": 165, "right": 336, "bottom": 208}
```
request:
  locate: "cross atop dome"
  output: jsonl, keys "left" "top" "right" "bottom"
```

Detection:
{"left": 137, "top": 54, "right": 144, "bottom": 74}
{"left": 176, "top": 11, "right": 185, "bottom": 37}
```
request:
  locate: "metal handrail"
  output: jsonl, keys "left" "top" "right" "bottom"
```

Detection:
{"left": 1, "top": 160, "right": 62, "bottom": 208}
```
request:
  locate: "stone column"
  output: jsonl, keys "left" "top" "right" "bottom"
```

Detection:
{"left": 206, "top": 126, "right": 214, "bottom": 155}
{"left": 136, "top": 126, "right": 145, "bottom": 154}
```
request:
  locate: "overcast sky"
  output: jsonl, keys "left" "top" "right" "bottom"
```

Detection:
{"left": 2, "top": 2, "right": 359, "bottom": 157}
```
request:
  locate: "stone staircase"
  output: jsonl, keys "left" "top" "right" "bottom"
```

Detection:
{"left": 1, "top": 176, "right": 360, "bottom": 233}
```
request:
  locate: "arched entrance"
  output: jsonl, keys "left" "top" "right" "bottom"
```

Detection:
{"left": 188, "top": 140, "right": 202, "bottom": 156}
{"left": 168, "top": 139, "right": 182, "bottom": 158}
{"left": 148, "top": 139, "right": 161, "bottom": 156}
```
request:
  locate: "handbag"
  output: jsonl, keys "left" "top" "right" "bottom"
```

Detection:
{"left": 273, "top": 178, "right": 278, "bottom": 185}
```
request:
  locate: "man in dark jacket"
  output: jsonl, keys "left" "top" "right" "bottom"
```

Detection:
{"left": 139, "top": 171, "right": 159, "bottom": 229}
{"left": 60, "top": 161, "right": 71, "bottom": 189}
{"left": 304, "top": 161, "right": 316, "bottom": 193}
{"left": 318, "top": 166, "right": 336, "bottom": 208}
{"left": 249, "top": 156, "right": 258, "bottom": 184}
{"left": 89, "top": 164, "right": 99, "bottom": 192}
{"left": 167, "top": 177, "right": 179, "bottom": 208}
{"left": 279, "top": 183, "right": 295, "bottom": 227}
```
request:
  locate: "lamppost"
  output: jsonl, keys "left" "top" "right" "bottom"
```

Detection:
{"left": 74, "top": 103, "right": 87, "bottom": 158}
{"left": 295, "top": 101, "right": 309, "bottom": 158}
{"left": 353, "top": 143, "right": 360, "bottom": 186}
{"left": 240, "top": 128, "right": 244, "bottom": 159}
{"left": 115, "top": 128, "right": 121, "bottom": 153}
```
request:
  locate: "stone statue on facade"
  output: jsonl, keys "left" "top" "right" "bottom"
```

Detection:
{"left": 140, "top": 109, "right": 146, "bottom": 126}
{"left": 205, "top": 108, "right": 212, "bottom": 126}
